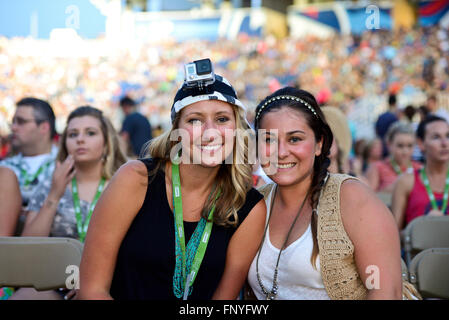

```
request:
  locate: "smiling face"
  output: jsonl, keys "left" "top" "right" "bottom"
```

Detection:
{"left": 65, "top": 115, "right": 106, "bottom": 164}
{"left": 176, "top": 100, "right": 236, "bottom": 167}
{"left": 259, "top": 106, "right": 323, "bottom": 187}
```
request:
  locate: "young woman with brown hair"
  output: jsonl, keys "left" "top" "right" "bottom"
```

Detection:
{"left": 247, "top": 87, "right": 402, "bottom": 300}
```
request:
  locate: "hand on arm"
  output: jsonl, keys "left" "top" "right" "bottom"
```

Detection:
{"left": 22, "top": 156, "right": 75, "bottom": 237}
{"left": 212, "top": 199, "right": 266, "bottom": 300}
{"left": 340, "top": 180, "right": 403, "bottom": 300}
{"left": 77, "top": 160, "right": 148, "bottom": 300}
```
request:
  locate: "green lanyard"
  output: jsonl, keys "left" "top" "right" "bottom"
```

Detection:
{"left": 390, "top": 158, "right": 412, "bottom": 175}
{"left": 71, "top": 177, "right": 106, "bottom": 243}
{"left": 171, "top": 162, "right": 219, "bottom": 300}
{"left": 420, "top": 167, "right": 449, "bottom": 214}
{"left": 20, "top": 160, "right": 52, "bottom": 186}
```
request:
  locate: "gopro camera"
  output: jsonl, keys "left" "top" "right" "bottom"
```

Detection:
{"left": 184, "top": 58, "right": 215, "bottom": 88}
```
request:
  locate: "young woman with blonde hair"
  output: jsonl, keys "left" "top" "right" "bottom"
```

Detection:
{"left": 78, "top": 70, "right": 266, "bottom": 300}
{"left": 365, "top": 121, "right": 421, "bottom": 193}
{"left": 11, "top": 106, "right": 126, "bottom": 300}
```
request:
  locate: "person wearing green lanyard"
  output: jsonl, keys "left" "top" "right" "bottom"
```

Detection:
{"left": 0, "top": 97, "right": 58, "bottom": 236}
{"left": 10, "top": 106, "right": 127, "bottom": 300}
{"left": 77, "top": 60, "right": 266, "bottom": 300}
{"left": 365, "top": 121, "right": 422, "bottom": 193}
{"left": 392, "top": 115, "right": 449, "bottom": 230}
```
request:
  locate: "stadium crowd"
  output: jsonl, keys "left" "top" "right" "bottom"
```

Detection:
{"left": 1, "top": 24, "right": 449, "bottom": 141}
{"left": 0, "top": 23, "right": 449, "bottom": 300}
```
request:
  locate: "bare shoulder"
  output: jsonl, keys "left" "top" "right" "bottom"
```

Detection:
{"left": 339, "top": 178, "right": 390, "bottom": 222}
{"left": 340, "top": 178, "right": 376, "bottom": 206}
{"left": 338, "top": 177, "right": 399, "bottom": 248}
{"left": 0, "top": 166, "right": 17, "bottom": 179}
{"left": 113, "top": 160, "right": 148, "bottom": 186}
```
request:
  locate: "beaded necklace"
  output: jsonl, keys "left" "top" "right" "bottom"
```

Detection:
{"left": 256, "top": 185, "right": 310, "bottom": 300}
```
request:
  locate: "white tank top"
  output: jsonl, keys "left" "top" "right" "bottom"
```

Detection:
{"left": 247, "top": 185, "right": 330, "bottom": 300}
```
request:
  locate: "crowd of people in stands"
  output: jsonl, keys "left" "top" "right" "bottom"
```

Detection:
{"left": 0, "top": 24, "right": 448, "bottom": 300}
{"left": 1, "top": 25, "right": 449, "bottom": 139}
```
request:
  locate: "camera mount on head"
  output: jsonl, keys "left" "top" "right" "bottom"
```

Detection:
{"left": 183, "top": 58, "right": 216, "bottom": 92}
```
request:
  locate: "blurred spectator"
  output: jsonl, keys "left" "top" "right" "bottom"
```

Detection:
{"left": 363, "top": 138, "right": 383, "bottom": 172}
{"left": 364, "top": 138, "right": 382, "bottom": 166}
{"left": 417, "top": 105, "right": 430, "bottom": 122}
{"left": 11, "top": 106, "right": 127, "bottom": 300}
{"left": 322, "top": 106, "right": 352, "bottom": 174}
{"left": 152, "top": 124, "right": 164, "bottom": 138}
{"left": 412, "top": 105, "right": 430, "bottom": 162}
{"left": 0, "top": 135, "right": 10, "bottom": 160}
{"left": 402, "top": 105, "right": 416, "bottom": 123}
{"left": 350, "top": 138, "right": 368, "bottom": 177}
{"left": 119, "top": 96, "right": 152, "bottom": 158}
{"left": 0, "top": 98, "right": 57, "bottom": 222}
{"left": 365, "top": 121, "right": 421, "bottom": 193}
{"left": 375, "top": 93, "right": 399, "bottom": 158}
{"left": 427, "top": 94, "right": 449, "bottom": 123}
{"left": 392, "top": 115, "right": 449, "bottom": 230}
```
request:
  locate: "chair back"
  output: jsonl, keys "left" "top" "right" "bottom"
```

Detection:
{"left": 409, "top": 248, "right": 449, "bottom": 299}
{"left": 0, "top": 237, "right": 83, "bottom": 291}
{"left": 402, "top": 216, "right": 449, "bottom": 265}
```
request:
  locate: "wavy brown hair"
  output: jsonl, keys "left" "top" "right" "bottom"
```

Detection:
{"left": 57, "top": 106, "right": 127, "bottom": 179}
{"left": 255, "top": 87, "right": 334, "bottom": 268}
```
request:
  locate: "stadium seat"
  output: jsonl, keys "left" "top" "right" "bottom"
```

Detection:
{"left": 0, "top": 237, "right": 83, "bottom": 291}
{"left": 408, "top": 248, "right": 449, "bottom": 299}
{"left": 402, "top": 216, "right": 449, "bottom": 265}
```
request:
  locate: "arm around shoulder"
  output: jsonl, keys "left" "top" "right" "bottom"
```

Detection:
{"left": 339, "top": 179, "right": 402, "bottom": 299}
{"left": 77, "top": 160, "right": 148, "bottom": 300}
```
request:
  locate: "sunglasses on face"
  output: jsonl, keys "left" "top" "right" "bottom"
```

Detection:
{"left": 10, "top": 117, "right": 45, "bottom": 126}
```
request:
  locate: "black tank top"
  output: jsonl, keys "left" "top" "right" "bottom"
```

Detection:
{"left": 110, "top": 158, "right": 263, "bottom": 300}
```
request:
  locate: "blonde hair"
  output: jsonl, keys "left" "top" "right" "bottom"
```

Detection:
{"left": 144, "top": 104, "right": 254, "bottom": 227}
{"left": 57, "top": 106, "right": 127, "bottom": 179}
{"left": 386, "top": 121, "right": 415, "bottom": 143}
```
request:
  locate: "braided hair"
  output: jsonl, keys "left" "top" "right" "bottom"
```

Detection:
{"left": 254, "top": 87, "right": 334, "bottom": 268}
